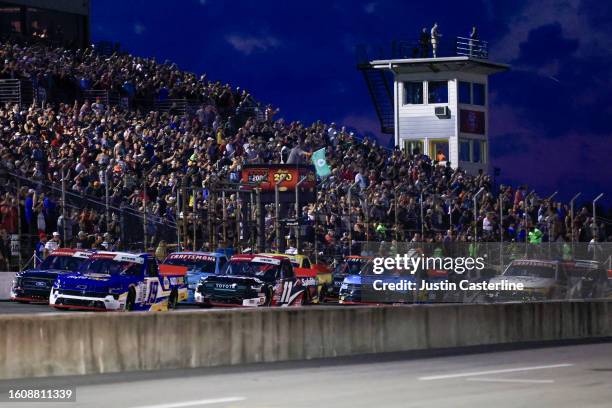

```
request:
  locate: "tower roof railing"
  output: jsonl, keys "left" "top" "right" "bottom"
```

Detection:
{"left": 456, "top": 36, "right": 488, "bottom": 59}
{"left": 357, "top": 35, "right": 490, "bottom": 64}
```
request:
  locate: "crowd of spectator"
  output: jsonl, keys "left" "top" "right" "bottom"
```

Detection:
{"left": 0, "top": 39, "right": 608, "bottom": 269}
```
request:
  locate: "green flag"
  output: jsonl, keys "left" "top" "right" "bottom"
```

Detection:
{"left": 312, "top": 148, "right": 331, "bottom": 178}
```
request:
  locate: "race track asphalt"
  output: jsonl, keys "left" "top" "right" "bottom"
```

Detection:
{"left": 0, "top": 341, "right": 611, "bottom": 408}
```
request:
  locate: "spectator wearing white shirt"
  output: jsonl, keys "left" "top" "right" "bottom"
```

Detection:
{"left": 44, "top": 231, "right": 61, "bottom": 257}
{"left": 482, "top": 214, "right": 494, "bottom": 239}
{"left": 355, "top": 169, "right": 366, "bottom": 190}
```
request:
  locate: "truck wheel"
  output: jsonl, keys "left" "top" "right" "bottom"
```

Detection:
{"left": 125, "top": 288, "right": 136, "bottom": 311}
{"left": 167, "top": 289, "right": 178, "bottom": 310}
{"left": 301, "top": 288, "right": 310, "bottom": 305}
{"left": 318, "top": 285, "right": 327, "bottom": 303}
{"left": 264, "top": 286, "right": 273, "bottom": 306}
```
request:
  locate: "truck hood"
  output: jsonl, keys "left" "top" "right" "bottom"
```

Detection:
{"left": 343, "top": 274, "right": 417, "bottom": 286}
{"left": 202, "top": 275, "right": 265, "bottom": 287}
{"left": 343, "top": 274, "right": 362, "bottom": 285}
{"left": 56, "top": 273, "right": 120, "bottom": 293}
{"left": 490, "top": 275, "right": 556, "bottom": 289}
{"left": 19, "top": 269, "right": 66, "bottom": 280}
{"left": 185, "top": 272, "right": 215, "bottom": 287}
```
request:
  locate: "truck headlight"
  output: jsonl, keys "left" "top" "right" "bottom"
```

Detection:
{"left": 250, "top": 285, "right": 263, "bottom": 292}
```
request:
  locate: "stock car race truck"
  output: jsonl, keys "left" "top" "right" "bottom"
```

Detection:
{"left": 11, "top": 249, "right": 93, "bottom": 303}
{"left": 260, "top": 252, "right": 330, "bottom": 302}
{"left": 49, "top": 251, "right": 187, "bottom": 311}
{"left": 160, "top": 251, "right": 227, "bottom": 303}
{"left": 324, "top": 255, "right": 372, "bottom": 302}
{"left": 195, "top": 254, "right": 312, "bottom": 307}
{"left": 338, "top": 257, "right": 422, "bottom": 305}
{"left": 486, "top": 259, "right": 609, "bottom": 301}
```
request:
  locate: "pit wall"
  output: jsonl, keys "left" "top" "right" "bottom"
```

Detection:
{"left": 1, "top": 301, "right": 611, "bottom": 379}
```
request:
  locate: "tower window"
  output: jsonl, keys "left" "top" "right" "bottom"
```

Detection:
{"left": 459, "top": 81, "right": 471, "bottom": 104}
{"left": 473, "top": 83, "right": 486, "bottom": 105}
{"left": 458, "top": 139, "right": 487, "bottom": 164}
{"left": 403, "top": 139, "right": 423, "bottom": 156}
{"left": 428, "top": 81, "right": 448, "bottom": 104}
{"left": 459, "top": 139, "right": 471, "bottom": 161}
{"left": 404, "top": 82, "right": 423, "bottom": 104}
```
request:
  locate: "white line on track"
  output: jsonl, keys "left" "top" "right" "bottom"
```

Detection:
{"left": 418, "top": 363, "right": 574, "bottom": 380}
{"left": 129, "top": 397, "right": 246, "bottom": 408}
{"left": 466, "top": 378, "right": 555, "bottom": 384}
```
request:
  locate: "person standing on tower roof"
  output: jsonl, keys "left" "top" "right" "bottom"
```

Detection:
{"left": 431, "top": 23, "right": 442, "bottom": 57}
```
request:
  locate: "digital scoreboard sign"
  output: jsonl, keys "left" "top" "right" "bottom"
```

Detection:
{"left": 241, "top": 164, "right": 316, "bottom": 192}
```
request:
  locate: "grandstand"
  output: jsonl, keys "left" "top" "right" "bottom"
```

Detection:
{"left": 0, "top": 37, "right": 609, "bottom": 272}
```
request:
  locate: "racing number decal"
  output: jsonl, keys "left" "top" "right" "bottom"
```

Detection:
{"left": 147, "top": 281, "right": 159, "bottom": 304}
{"left": 280, "top": 281, "right": 294, "bottom": 304}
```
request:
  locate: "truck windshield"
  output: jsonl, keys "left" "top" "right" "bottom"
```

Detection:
{"left": 39, "top": 255, "right": 87, "bottom": 272}
{"left": 504, "top": 265, "right": 555, "bottom": 279}
{"left": 78, "top": 259, "right": 142, "bottom": 276}
{"left": 359, "top": 261, "right": 414, "bottom": 277}
{"left": 335, "top": 259, "right": 368, "bottom": 275}
{"left": 222, "top": 261, "right": 279, "bottom": 279}
{"left": 164, "top": 258, "right": 216, "bottom": 274}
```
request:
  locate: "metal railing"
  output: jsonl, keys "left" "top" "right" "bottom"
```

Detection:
{"left": 82, "top": 89, "right": 121, "bottom": 107}
{"left": 456, "top": 36, "right": 488, "bottom": 59}
{"left": 358, "top": 35, "right": 490, "bottom": 62}
{"left": 0, "top": 79, "right": 32, "bottom": 107}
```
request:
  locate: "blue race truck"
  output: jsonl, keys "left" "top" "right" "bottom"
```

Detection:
{"left": 11, "top": 249, "right": 93, "bottom": 303}
{"left": 160, "top": 251, "right": 227, "bottom": 303}
{"left": 50, "top": 251, "right": 187, "bottom": 311}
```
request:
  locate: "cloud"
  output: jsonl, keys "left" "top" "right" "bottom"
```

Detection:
{"left": 489, "top": 106, "right": 611, "bottom": 200}
{"left": 515, "top": 23, "right": 579, "bottom": 68}
{"left": 133, "top": 22, "right": 146, "bottom": 35}
{"left": 363, "top": 2, "right": 377, "bottom": 14}
{"left": 489, "top": 0, "right": 612, "bottom": 61}
{"left": 226, "top": 34, "right": 280, "bottom": 55}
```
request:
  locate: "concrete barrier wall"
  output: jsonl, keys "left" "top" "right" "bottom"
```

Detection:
{"left": 0, "top": 273, "right": 14, "bottom": 300}
{"left": 0, "top": 301, "right": 611, "bottom": 380}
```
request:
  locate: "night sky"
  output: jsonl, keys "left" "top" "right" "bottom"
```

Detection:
{"left": 91, "top": 0, "right": 612, "bottom": 209}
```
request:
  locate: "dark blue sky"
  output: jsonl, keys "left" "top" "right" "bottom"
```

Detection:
{"left": 91, "top": 0, "right": 612, "bottom": 208}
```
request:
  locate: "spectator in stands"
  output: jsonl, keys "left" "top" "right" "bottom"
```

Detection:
{"left": 35, "top": 233, "right": 47, "bottom": 263}
{"left": 44, "top": 231, "right": 61, "bottom": 256}
{"left": 74, "top": 231, "right": 91, "bottom": 249}
{"left": 0, "top": 37, "right": 605, "bottom": 264}
{"left": 0, "top": 229, "right": 8, "bottom": 270}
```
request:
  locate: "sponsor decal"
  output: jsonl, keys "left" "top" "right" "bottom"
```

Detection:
{"left": 251, "top": 256, "right": 281, "bottom": 265}
{"left": 216, "top": 283, "right": 237, "bottom": 289}
{"left": 513, "top": 260, "right": 555, "bottom": 268}
{"left": 168, "top": 253, "right": 217, "bottom": 262}
{"left": 50, "top": 249, "right": 91, "bottom": 259}
{"left": 92, "top": 252, "right": 144, "bottom": 264}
